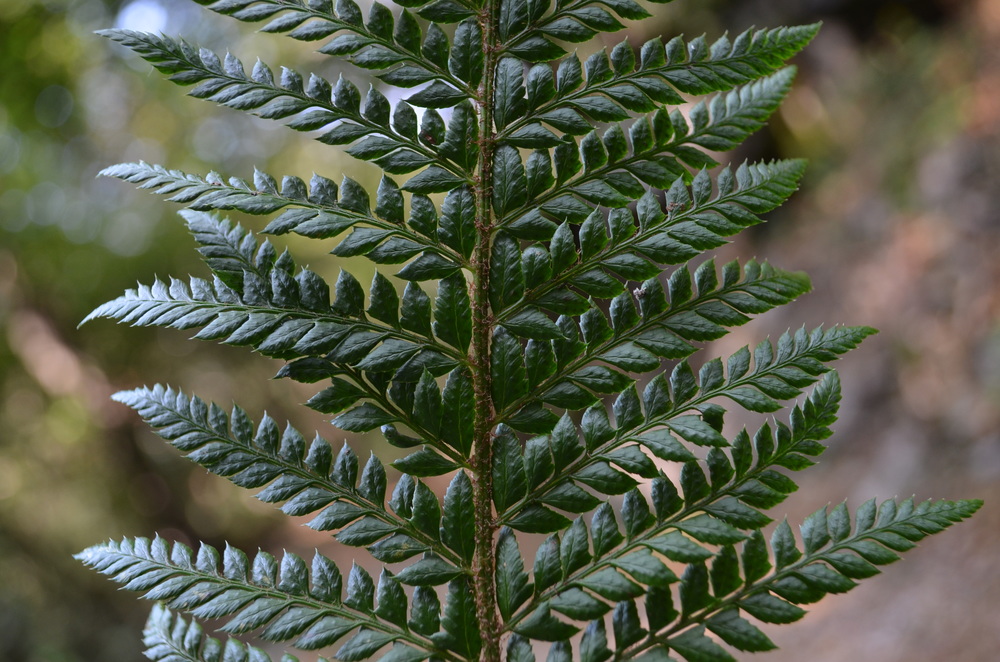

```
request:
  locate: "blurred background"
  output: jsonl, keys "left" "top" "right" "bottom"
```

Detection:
{"left": 1, "top": 0, "right": 998, "bottom": 659}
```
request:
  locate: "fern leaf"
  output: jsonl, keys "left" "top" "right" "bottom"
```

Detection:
{"left": 502, "top": 362, "right": 867, "bottom": 539}
{"left": 112, "top": 385, "right": 465, "bottom": 564}
{"left": 76, "top": 537, "right": 461, "bottom": 660}
{"left": 194, "top": 0, "right": 477, "bottom": 88}
{"left": 101, "top": 163, "right": 470, "bottom": 267}
{"left": 80, "top": 216, "right": 480, "bottom": 459}
{"left": 194, "top": 0, "right": 479, "bottom": 40}
{"left": 499, "top": 76, "right": 800, "bottom": 232}
{"left": 506, "top": 370, "right": 835, "bottom": 617}
{"left": 143, "top": 604, "right": 294, "bottom": 662}
{"left": 82, "top": 269, "right": 466, "bottom": 371}
{"left": 681, "top": 66, "right": 798, "bottom": 153}
{"left": 83, "top": 1, "right": 983, "bottom": 659}
{"left": 498, "top": 160, "right": 809, "bottom": 327}
{"left": 97, "top": 30, "right": 470, "bottom": 180}
{"left": 499, "top": 24, "right": 818, "bottom": 143}
{"left": 499, "top": 373, "right": 980, "bottom": 658}
{"left": 494, "top": 260, "right": 825, "bottom": 431}
{"left": 620, "top": 497, "right": 983, "bottom": 659}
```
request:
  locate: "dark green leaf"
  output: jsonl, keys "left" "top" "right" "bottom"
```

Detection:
{"left": 336, "top": 628, "right": 394, "bottom": 661}
{"left": 344, "top": 562, "right": 375, "bottom": 613}
{"left": 494, "top": 427, "right": 528, "bottom": 512}
{"left": 491, "top": 232, "right": 526, "bottom": 311}
{"left": 333, "top": 403, "right": 396, "bottom": 432}
{"left": 442, "top": 472, "right": 475, "bottom": 562}
{"left": 612, "top": 600, "right": 646, "bottom": 650}
{"left": 541, "top": 480, "right": 600, "bottom": 513}
{"left": 395, "top": 555, "right": 462, "bottom": 586}
{"left": 645, "top": 586, "right": 678, "bottom": 635}
{"left": 506, "top": 308, "right": 564, "bottom": 340}
{"left": 576, "top": 567, "right": 642, "bottom": 601}
{"left": 441, "top": 368, "right": 474, "bottom": 456}
{"left": 434, "top": 272, "right": 472, "bottom": 351}
{"left": 575, "top": 461, "right": 637, "bottom": 495}
{"left": 358, "top": 453, "right": 387, "bottom": 505}
{"left": 613, "top": 549, "right": 676, "bottom": 588}
{"left": 532, "top": 534, "right": 561, "bottom": 594}
{"left": 307, "top": 379, "right": 365, "bottom": 415}
{"left": 336, "top": 516, "right": 396, "bottom": 546}
{"left": 772, "top": 520, "right": 801, "bottom": 568}
{"left": 580, "top": 619, "right": 613, "bottom": 662}
{"left": 368, "top": 272, "right": 400, "bottom": 326}
{"left": 374, "top": 570, "right": 408, "bottom": 628}
{"left": 668, "top": 626, "right": 736, "bottom": 662}
{"left": 401, "top": 165, "right": 464, "bottom": 193}
{"left": 492, "top": 326, "right": 529, "bottom": 410}
{"left": 560, "top": 518, "right": 592, "bottom": 577}
{"left": 591, "top": 503, "right": 624, "bottom": 557}
{"left": 667, "top": 416, "right": 727, "bottom": 447}
{"left": 434, "top": 578, "right": 481, "bottom": 658}
{"left": 739, "top": 592, "right": 805, "bottom": 624}
{"left": 449, "top": 18, "right": 484, "bottom": 86}
{"left": 621, "top": 489, "right": 654, "bottom": 537}
{"left": 507, "top": 635, "right": 536, "bottom": 662}
{"left": 550, "top": 587, "right": 610, "bottom": 620}
{"left": 515, "top": 605, "right": 579, "bottom": 641}
{"left": 496, "top": 527, "right": 533, "bottom": 620}
{"left": 741, "top": 530, "right": 771, "bottom": 583}
{"left": 393, "top": 448, "right": 458, "bottom": 477}
{"left": 401, "top": 282, "right": 433, "bottom": 335}
{"left": 510, "top": 504, "right": 570, "bottom": 534}
{"left": 495, "top": 57, "right": 527, "bottom": 129}
{"left": 801, "top": 506, "right": 831, "bottom": 554}
{"left": 440, "top": 186, "right": 476, "bottom": 259}
{"left": 674, "top": 515, "right": 746, "bottom": 545}
{"left": 493, "top": 144, "right": 528, "bottom": 216}
{"left": 354, "top": 338, "right": 419, "bottom": 372}
{"left": 710, "top": 545, "right": 741, "bottom": 597}
{"left": 409, "top": 586, "right": 441, "bottom": 635}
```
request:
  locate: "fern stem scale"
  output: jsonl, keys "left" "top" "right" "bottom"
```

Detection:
{"left": 470, "top": 0, "right": 503, "bottom": 658}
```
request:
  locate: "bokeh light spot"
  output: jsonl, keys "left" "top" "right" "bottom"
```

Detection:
{"left": 115, "top": 0, "right": 169, "bottom": 33}
{"left": 34, "top": 85, "right": 73, "bottom": 128}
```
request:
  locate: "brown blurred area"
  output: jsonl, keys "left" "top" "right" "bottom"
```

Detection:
{"left": 0, "top": 0, "right": 997, "bottom": 660}
{"left": 702, "top": 2, "right": 1000, "bottom": 660}
{"left": 720, "top": 1, "right": 1000, "bottom": 659}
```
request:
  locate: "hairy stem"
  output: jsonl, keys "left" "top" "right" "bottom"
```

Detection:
{"left": 470, "top": 0, "right": 502, "bottom": 659}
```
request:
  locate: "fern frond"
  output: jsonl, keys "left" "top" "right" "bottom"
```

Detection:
{"left": 84, "top": 1, "right": 982, "bottom": 659}
{"left": 100, "top": 163, "right": 469, "bottom": 267}
{"left": 496, "top": 71, "right": 798, "bottom": 232}
{"left": 82, "top": 264, "right": 464, "bottom": 367}
{"left": 506, "top": 17, "right": 817, "bottom": 70}
{"left": 86, "top": 209, "right": 484, "bottom": 469}
{"left": 520, "top": 343, "right": 855, "bottom": 519}
{"left": 494, "top": 374, "right": 980, "bottom": 653}
{"left": 498, "top": 0, "right": 635, "bottom": 61}
{"left": 498, "top": 367, "right": 858, "bottom": 535}
{"left": 143, "top": 604, "right": 297, "bottom": 662}
{"left": 192, "top": 0, "right": 477, "bottom": 88}
{"left": 617, "top": 497, "right": 983, "bottom": 660}
{"left": 493, "top": 260, "right": 823, "bottom": 433}
{"left": 76, "top": 537, "right": 462, "bottom": 661}
{"left": 98, "top": 30, "right": 470, "bottom": 185}
{"left": 114, "top": 385, "right": 467, "bottom": 562}
{"left": 83, "top": 208, "right": 467, "bottom": 361}
{"left": 499, "top": 24, "right": 817, "bottom": 144}
{"left": 678, "top": 66, "right": 797, "bottom": 153}
{"left": 496, "top": 160, "right": 808, "bottom": 329}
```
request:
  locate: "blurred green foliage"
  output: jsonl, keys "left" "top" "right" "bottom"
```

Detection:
{"left": 2, "top": 0, "right": 997, "bottom": 660}
{"left": 0, "top": 1, "right": 340, "bottom": 658}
